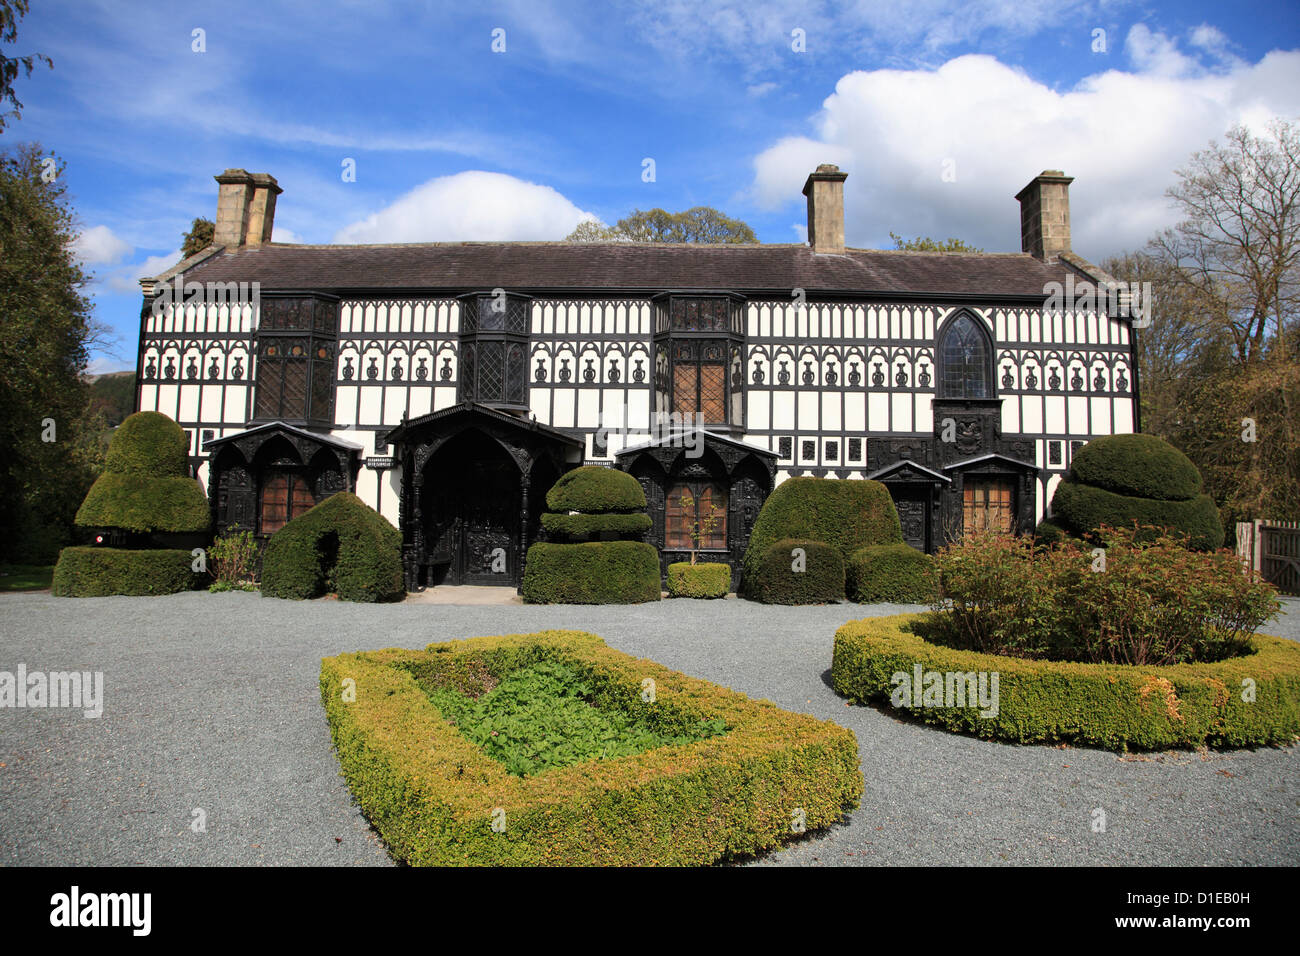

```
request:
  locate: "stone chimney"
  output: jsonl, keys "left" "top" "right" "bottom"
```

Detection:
{"left": 1015, "top": 170, "right": 1073, "bottom": 260}
{"left": 213, "top": 169, "right": 282, "bottom": 248}
{"left": 803, "top": 164, "right": 848, "bottom": 254}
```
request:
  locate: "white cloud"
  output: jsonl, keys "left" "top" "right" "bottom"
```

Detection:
{"left": 749, "top": 28, "right": 1300, "bottom": 258}
{"left": 105, "top": 251, "right": 182, "bottom": 294}
{"left": 332, "top": 171, "right": 598, "bottom": 244}
{"left": 272, "top": 225, "right": 305, "bottom": 244}
{"left": 72, "top": 225, "right": 132, "bottom": 265}
{"left": 747, "top": 81, "right": 778, "bottom": 97}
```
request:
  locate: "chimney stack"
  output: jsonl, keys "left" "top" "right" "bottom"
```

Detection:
{"left": 803, "top": 164, "right": 848, "bottom": 254}
{"left": 1015, "top": 170, "right": 1073, "bottom": 260}
{"left": 213, "top": 169, "right": 281, "bottom": 248}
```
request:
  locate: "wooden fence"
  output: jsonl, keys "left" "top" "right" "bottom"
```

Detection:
{"left": 1237, "top": 520, "right": 1300, "bottom": 596}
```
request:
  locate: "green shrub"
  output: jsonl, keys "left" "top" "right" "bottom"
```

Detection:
{"left": 748, "top": 538, "right": 844, "bottom": 605}
{"left": 1068, "top": 433, "right": 1203, "bottom": 501}
{"left": 931, "top": 527, "right": 1281, "bottom": 665}
{"left": 847, "top": 544, "right": 936, "bottom": 604}
{"left": 75, "top": 473, "right": 211, "bottom": 534}
{"left": 51, "top": 547, "right": 197, "bottom": 597}
{"left": 666, "top": 562, "right": 731, "bottom": 598}
{"left": 742, "top": 478, "right": 900, "bottom": 590}
{"left": 545, "top": 466, "right": 646, "bottom": 513}
{"left": 1033, "top": 518, "right": 1070, "bottom": 546}
{"left": 320, "top": 630, "right": 863, "bottom": 865}
{"left": 75, "top": 411, "right": 210, "bottom": 535}
{"left": 831, "top": 614, "right": 1300, "bottom": 750}
{"left": 260, "top": 492, "right": 403, "bottom": 603}
{"left": 103, "top": 410, "right": 190, "bottom": 476}
{"left": 539, "top": 512, "right": 652, "bottom": 540}
{"left": 522, "top": 541, "right": 661, "bottom": 604}
{"left": 1051, "top": 481, "right": 1224, "bottom": 551}
{"left": 208, "top": 527, "right": 259, "bottom": 591}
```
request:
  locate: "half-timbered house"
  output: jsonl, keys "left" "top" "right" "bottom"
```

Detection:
{"left": 135, "top": 164, "right": 1139, "bottom": 589}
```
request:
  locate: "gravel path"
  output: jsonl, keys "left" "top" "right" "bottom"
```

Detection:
{"left": 1, "top": 591, "right": 1296, "bottom": 866}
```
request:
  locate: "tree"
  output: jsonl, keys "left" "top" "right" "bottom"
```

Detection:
{"left": 181, "top": 217, "right": 214, "bottom": 258}
{"left": 890, "top": 232, "right": 983, "bottom": 253}
{"left": 565, "top": 207, "right": 757, "bottom": 243}
{"left": 0, "top": 144, "right": 103, "bottom": 562}
{"left": 0, "top": 1, "right": 51, "bottom": 132}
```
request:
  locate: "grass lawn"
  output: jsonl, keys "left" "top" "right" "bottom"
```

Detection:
{"left": 0, "top": 564, "right": 54, "bottom": 592}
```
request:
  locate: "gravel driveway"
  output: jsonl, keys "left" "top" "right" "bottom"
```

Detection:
{"left": 1, "top": 591, "right": 1296, "bottom": 866}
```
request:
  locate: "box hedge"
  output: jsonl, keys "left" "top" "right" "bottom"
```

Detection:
{"left": 522, "top": 541, "right": 661, "bottom": 604}
{"left": 831, "top": 614, "right": 1300, "bottom": 750}
{"left": 747, "top": 538, "right": 844, "bottom": 605}
{"left": 320, "top": 630, "right": 863, "bottom": 865}
{"left": 742, "top": 478, "right": 901, "bottom": 591}
{"left": 51, "top": 546, "right": 197, "bottom": 597}
{"left": 260, "top": 492, "right": 404, "bottom": 602}
{"left": 75, "top": 411, "right": 210, "bottom": 535}
{"left": 666, "top": 562, "right": 731, "bottom": 599}
{"left": 545, "top": 465, "right": 646, "bottom": 514}
{"left": 846, "top": 544, "right": 937, "bottom": 604}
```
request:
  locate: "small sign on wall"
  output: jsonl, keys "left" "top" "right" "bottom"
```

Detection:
{"left": 365, "top": 456, "right": 396, "bottom": 470}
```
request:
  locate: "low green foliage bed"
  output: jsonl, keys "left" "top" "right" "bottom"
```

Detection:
{"left": 831, "top": 614, "right": 1300, "bottom": 750}
{"left": 321, "top": 630, "right": 862, "bottom": 865}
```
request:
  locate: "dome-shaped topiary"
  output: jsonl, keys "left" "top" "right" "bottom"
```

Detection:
{"left": 546, "top": 466, "right": 646, "bottom": 514}
{"left": 1067, "top": 433, "right": 1203, "bottom": 501}
{"left": 75, "top": 411, "right": 210, "bottom": 534}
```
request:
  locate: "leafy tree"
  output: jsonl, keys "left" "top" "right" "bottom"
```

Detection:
{"left": 0, "top": 144, "right": 104, "bottom": 562}
{"left": 566, "top": 207, "right": 757, "bottom": 243}
{"left": 88, "top": 372, "right": 137, "bottom": 426}
{"left": 890, "top": 232, "right": 983, "bottom": 253}
{"left": 0, "top": 1, "right": 51, "bottom": 131}
{"left": 181, "top": 217, "right": 214, "bottom": 258}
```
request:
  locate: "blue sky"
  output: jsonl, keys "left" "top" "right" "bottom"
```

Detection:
{"left": 6, "top": 0, "right": 1300, "bottom": 371}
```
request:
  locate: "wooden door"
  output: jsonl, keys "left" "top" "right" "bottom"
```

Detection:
{"left": 962, "top": 479, "right": 1014, "bottom": 535}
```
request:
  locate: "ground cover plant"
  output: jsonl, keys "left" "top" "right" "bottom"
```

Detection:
{"left": 321, "top": 630, "right": 862, "bottom": 865}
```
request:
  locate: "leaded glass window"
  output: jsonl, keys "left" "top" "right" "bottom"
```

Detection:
{"left": 940, "top": 314, "right": 992, "bottom": 399}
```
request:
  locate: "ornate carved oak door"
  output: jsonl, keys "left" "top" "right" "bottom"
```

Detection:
{"left": 892, "top": 490, "right": 931, "bottom": 553}
{"left": 421, "top": 433, "right": 520, "bottom": 586}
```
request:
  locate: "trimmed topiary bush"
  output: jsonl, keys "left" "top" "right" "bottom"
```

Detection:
{"left": 260, "top": 492, "right": 403, "bottom": 602}
{"left": 539, "top": 512, "right": 652, "bottom": 541}
{"left": 75, "top": 411, "right": 210, "bottom": 534}
{"left": 742, "top": 478, "right": 901, "bottom": 592}
{"left": 522, "top": 541, "right": 661, "bottom": 604}
{"left": 1046, "top": 434, "right": 1224, "bottom": 550}
{"left": 546, "top": 466, "right": 646, "bottom": 514}
{"left": 321, "top": 630, "right": 863, "bottom": 865}
{"left": 846, "top": 544, "right": 936, "bottom": 604}
{"left": 748, "top": 538, "right": 844, "bottom": 605}
{"left": 51, "top": 547, "right": 197, "bottom": 597}
{"left": 832, "top": 614, "right": 1300, "bottom": 750}
{"left": 666, "top": 562, "right": 731, "bottom": 599}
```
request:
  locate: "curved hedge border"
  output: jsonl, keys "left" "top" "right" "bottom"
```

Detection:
{"left": 545, "top": 466, "right": 646, "bottom": 513}
{"left": 539, "top": 512, "right": 652, "bottom": 540}
{"left": 666, "top": 562, "right": 731, "bottom": 598}
{"left": 522, "top": 541, "right": 661, "bottom": 604}
{"left": 320, "top": 630, "right": 863, "bottom": 865}
{"left": 51, "top": 547, "right": 197, "bottom": 597}
{"left": 261, "top": 492, "right": 404, "bottom": 602}
{"left": 846, "top": 544, "right": 936, "bottom": 604}
{"left": 831, "top": 614, "right": 1300, "bottom": 750}
{"left": 748, "top": 538, "right": 844, "bottom": 605}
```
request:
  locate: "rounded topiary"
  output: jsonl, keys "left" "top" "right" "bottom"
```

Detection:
{"left": 666, "top": 562, "right": 731, "bottom": 599}
{"left": 846, "top": 544, "right": 936, "bottom": 604}
{"left": 742, "top": 478, "right": 901, "bottom": 591}
{"left": 546, "top": 466, "right": 646, "bottom": 514}
{"left": 1047, "top": 434, "right": 1223, "bottom": 550}
{"left": 748, "top": 538, "right": 844, "bottom": 605}
{"left": 1067, "top": 433, "right": 1203, "bottom": 501}
{"left": 522, "top": 541, "right": 661, "bottom": 604}
{"left": 260, "top": 492, "right": 403, "bottom": 602}
{"left": 539, "top": 512, "right": 652, "bottom": 541}
{"left": 75, "top": 411, "right": 210, "bottom": 534}
{"left": 51, "top": 547, "right": 197, "bottom": 597}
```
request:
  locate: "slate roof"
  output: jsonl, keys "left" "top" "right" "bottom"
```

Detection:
{"left": 175, "top": 241, "right": 1095, "bottom": 299}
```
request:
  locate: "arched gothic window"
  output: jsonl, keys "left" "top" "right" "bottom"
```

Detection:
{"left": 939, "top": 314, "right": 993, "bottom": 399}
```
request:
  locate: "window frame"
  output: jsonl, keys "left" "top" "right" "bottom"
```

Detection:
{"left": 653, "top": 294, "right": 746, "bottom": 430}
{"left": 665, "top": 480, "right": 729, "bottom": 551}
{"left": 936, "top": 311, "right": 995, "bottom": 400}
